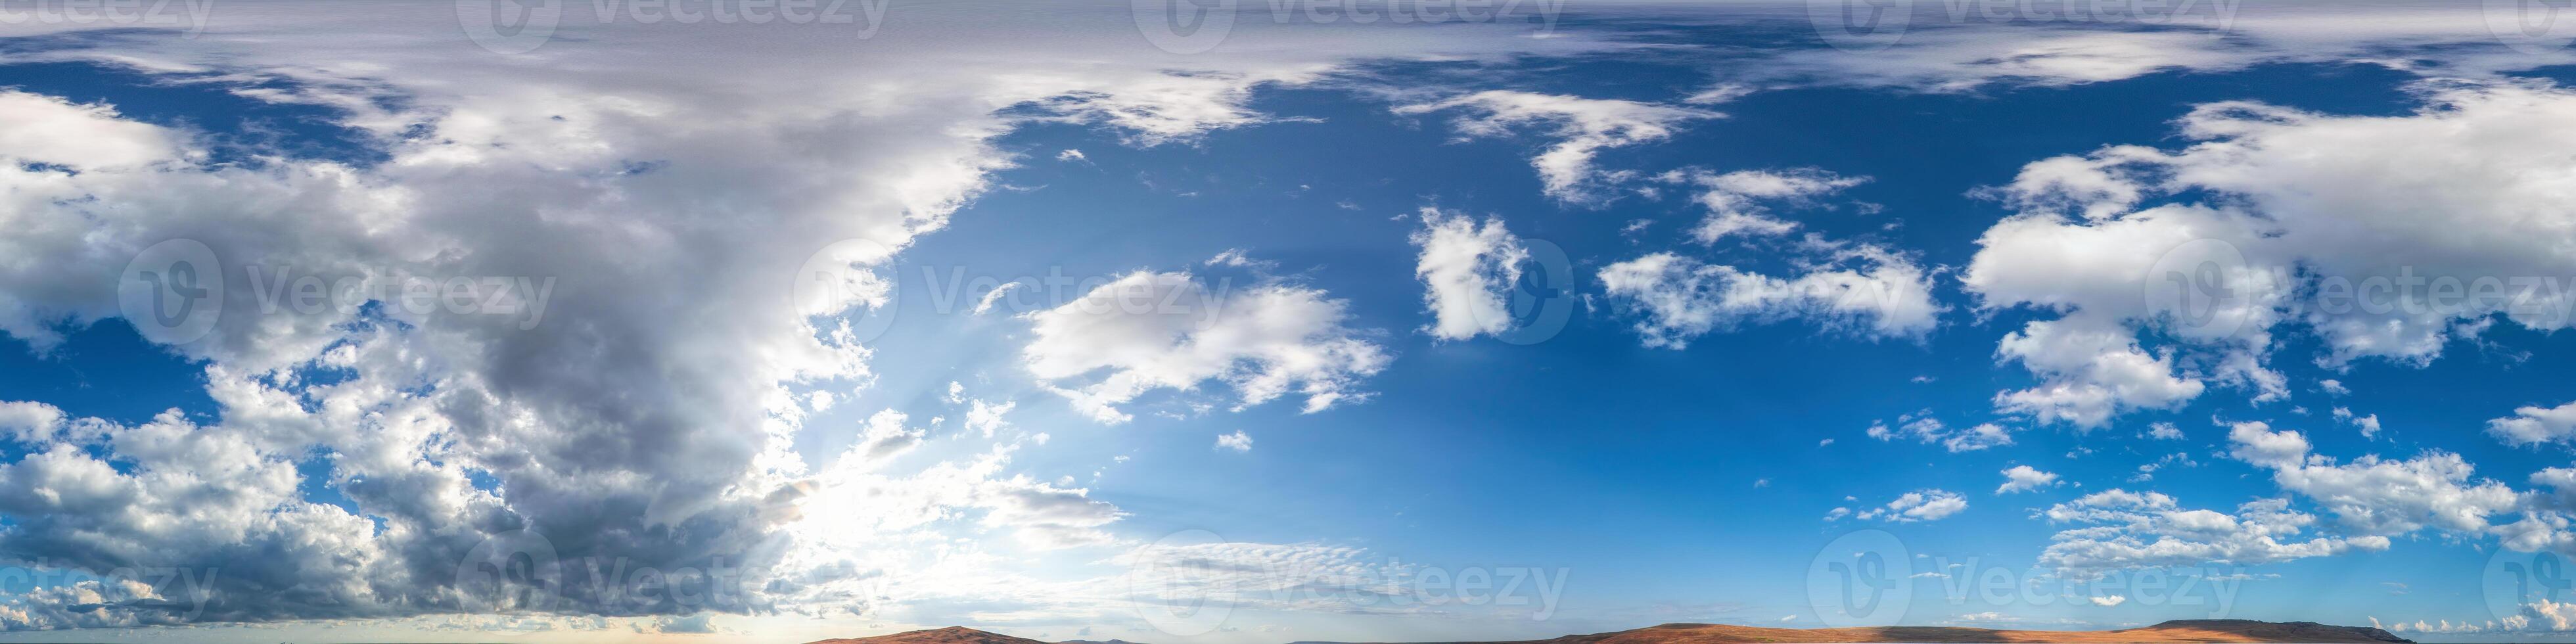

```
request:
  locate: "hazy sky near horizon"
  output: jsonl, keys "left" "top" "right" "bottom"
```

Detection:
{"left": 10, "top": 1, "right": 2576, "bottom": 642}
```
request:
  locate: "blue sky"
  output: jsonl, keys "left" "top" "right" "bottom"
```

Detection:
{"left": 9, "top": 1, "right": 2576, "bottom": 643}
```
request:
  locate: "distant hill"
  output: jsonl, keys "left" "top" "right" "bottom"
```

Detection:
{"left": 1422, "top": 620, "right": 2412, "bottom": 644}
{"left": 808, "top": 626, "right": 1055, "bottom": 644}
{"left": 807, "top": 620, "right": 2412, "bottom": 644}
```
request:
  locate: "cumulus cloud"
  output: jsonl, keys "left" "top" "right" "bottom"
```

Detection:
{"left": 0, "top": 0, "right": 1630, "bottom": 630}
{"left": 2226, "top": 421, "right": 2521, "bottom": 538}
{"left": 2491, "top": 401, "right": 2576, "bottom": 447}
{"left": 1856, "top": 490, "right": 1969, "bottom": 522}
{"left": 1966, "top": 80, "right": 2576, "bottom": 427}
{"left": 1410, "top": 208, "right": 1529, "bottom": 340}
{"left": 1998, "top": 465, "right": 2061, "bottom": 494}
{"left": 1215, "top": 430, "right": 1254, "bottom": 453}
{"left": 1657, "top": 168, "right": 1868, "bottom": 243}
{"left": 1395, "top": 91, "right": 1716, "bottom": 203}
{"left": 1868, "top": 413, "right": 2014, "bottom": 453}
{"left": 1599, "top": 242, "right": 1941, "bottom": 349}
{"left": 2036, "top": 489, "right": 2385, "bottom": 574}
{"left": 1022, "top": 268, "right": 1389, "bottom": 424}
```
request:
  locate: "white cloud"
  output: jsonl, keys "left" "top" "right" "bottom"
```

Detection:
{"left": 2226, "top": 421, "right": 2521, "bottom": 536}
{"left": 1657, "top": 168, "right": 1868, "bottom": 243}
{"left": 1756, "top": 29, "right": 2263, "bottom": 93}
{"left": 2088, "top": 595, "right": 2127, "bottom": 607}
{"left": 1410, "top": 208, "right": 1529, "bottom": 340}
{"left": 1394, "top": 91, "right": 1716, "bottom": 203}
{"left": 1599, "top": 243, "right": 1942, "bottom": 349}
{"left": 1869, "top": 414, "right": 2015, "bottom": 453}
{"left": 1215, "top": 430, "right": 1253, "bottom": 453}
{"left": 2036, "top": 489, "right": 2385, "bottom": 574}
{"left": 973, "top": 282, "right": 1024, "bottom": 315}
{"left": 1998, "top": 465, "right": 2061, "bottom": 494}
{"left": 1857, "top": 489, "right": 1969, "bottom": 522}
{"left": 0, "top": 91, "right": 187, "bottom": 171}
{"left": 2491, "top": 401, "right": 2576, "bottom": 447}
{"left": 0, "top": 1, "right": 1636, "bottom": 628}
{"left": 1022, "top": 269, "right": 1388, "bottom": 423}
{"left": 2146, "top": 422, "right": 2184, "bottom": 440}
{"left": 1966, "top": 81, "right": 2576, "bottom": 426}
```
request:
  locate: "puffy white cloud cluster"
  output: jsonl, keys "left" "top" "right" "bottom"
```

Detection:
{"left": 1867, "top": 413, "right": 2013, "bottom": 453}
{"left": 1599, "top": 242, "right": 1942, "bottom": 349}
{"left": 1967, "top": 80, "right": 2576, "bottom": 428}
{"left": 1997, "top": 465, "right": 2060, "bottom": 494}
{"left": 1656, "top": 168, "right": 1869, "bottom": 243}
{"left": 1021, "top": 267, "right": 1389, "bottom": 424}
{"left": 1410, "top": 208, "right": 1530, "bottom": 341}
{"left": 2225, "top": 422, "right": 2522, "bottom": 537}
{"left": 1854, "top": 489, "right": 1969, "bottom": 522}
{"left": 0, "top": 0, "right": 1629, "bottom": 630}
{"left": 2035, "top": 489, "right": 2386, "bottom": 574}
{"left": 2491, "top": 400, "right": 2576, "bottom": 447}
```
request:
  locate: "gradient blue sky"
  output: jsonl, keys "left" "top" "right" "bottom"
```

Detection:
{"left": 4, "top": 1, "right": 2576, "bottom": 643}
